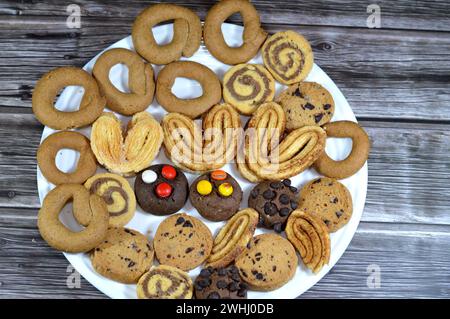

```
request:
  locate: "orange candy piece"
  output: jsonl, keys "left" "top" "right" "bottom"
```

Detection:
{"left": 211, "top": 170, "right": 227, "bottom": 181}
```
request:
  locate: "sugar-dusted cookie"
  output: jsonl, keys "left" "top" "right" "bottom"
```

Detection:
{"left": 91, "top": 227, "right": 154, "bottom": 284}
{"left": 235, "top": 233, "right": 297, "bottom": 291}
{"left": 276, "top": 82, "right": 335, "bottom": 130}
{"left": 194, "top": 266, "right": 248, "bottom": 299}
{"left": 137, "top": 265, "right": 193, "bottom": 299}
{"left": 298, "top": 177, "right": 353, "bottom": 232}
{"left": 153, "top": 213, "right": 213, "bottom": 271}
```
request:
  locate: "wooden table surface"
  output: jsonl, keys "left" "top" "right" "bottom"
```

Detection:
{"left": 1, "top": 0, "right": 449, "bottom": 299}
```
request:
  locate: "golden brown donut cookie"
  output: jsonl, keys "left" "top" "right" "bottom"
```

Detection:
{"left": 153, "top": 213, "right": 213, "bottom": 271}
{"left": 91, "top": 227, "right": 154, "bottom": 284}
{"left": 204, "top": 0, "right": 267, "bottom": 65}
{"left": 37, "top": 131, "right": 97, "bottom": 185}
{"left": 92, "top": 48, "right": 155, "bottom": 116}
{"left": 156, "top": 61, "right": 222, "bottom": 119}
{"left": 314, "top": 121, "right": 370, "bottom": 179}
{"left": 32, "top": 66, "right": 105, "bottom": 129}
{"left": 223, "top": 64, "right": 275, "bottom": 115}
{"left": 262, "top": 31, "right": 314, "bottom": 85}
{"left": 90, "top": 112, "right": 163, "bottom": 176}
{"left": 84, "top": 173, "right": 136, "bottom": 227}
{"left": 132, "top": 4, "right": 201, "bottom": 65}
{"left": 37, "top": 184, "right": 109, "bottom": 253}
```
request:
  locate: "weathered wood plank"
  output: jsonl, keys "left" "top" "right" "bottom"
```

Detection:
{"left": 0, "top": 0, "right": 449, "bottom": 31}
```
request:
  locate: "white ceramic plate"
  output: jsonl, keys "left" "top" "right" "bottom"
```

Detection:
{"left": 37, "top": 23, "right": 367, "bottom": 299}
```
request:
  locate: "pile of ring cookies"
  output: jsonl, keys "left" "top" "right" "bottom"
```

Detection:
{"left": 32, "top": 0, "right": 370, "bottom": 299}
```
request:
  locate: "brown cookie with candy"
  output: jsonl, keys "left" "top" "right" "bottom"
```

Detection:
{"left": 189, "top": 170, "right": 243, "bottom": 222}
{"left": 134, "top": 164, "right": 189, "bottom": 216}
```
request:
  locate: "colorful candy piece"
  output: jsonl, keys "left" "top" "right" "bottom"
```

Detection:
{"left": 142, "top": 170, "right": 158, "bottom": 184}
{"left": 197, "top": 180, "right": 212, "bottom": 196}
{"left": 218, "top": 183, "right": 233, "bottom": 197}
{"left": 162, "top": 165, "right": 177, "bottom": 180}
{"left": 156, "top": 182, "right": 172, "bottom": 198}
{"left": 211, "top": 170, "right": 227, "bottom": 181}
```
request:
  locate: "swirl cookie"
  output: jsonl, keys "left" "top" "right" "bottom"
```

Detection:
{"left": 262, "top": 31, "right": 313, "bottom": 85}
{"left": 137, "top": 265, "right": 193, "bottom": 299}
{"left": 206, "top": 208, "right": 258, "bottom": 268}
{"left": 286, "top": 210, "right": 330, "bottom": 273}
{"left": 298, "top": 177, "right": 353, "bottom": 232}
{"left": 132, "top": 4, "right": 201, "bottom": 65}
{"left": 32, "top": 67, "right": 105, "bottom": 130}
{"left": 37, "top": 184, "right": 109, "bottom": 253}
{"left": 84, "top": 173, "right": 136, "bottom": 227}
{"left": 91, "top": 227, "right": 154, "bottom": 283}
{"left": 189, "top": 170, "right": 243, "bottom": 222}
{"left": 156, "top": 61, "right": 222, "bottom": 119}
{"left": 235, "top": 233, "right": 297, "bottom": 291}
{"left": 223, "top": 64, "right": 275, "bottom": 115}
{"left": 92, "top": 48, "right": 155, "bottom": 116}
{"left": 204, "top": 0, "right": 267, "bottom": 65}
{"left": 277, "top": 82, "right": 335, "bottom": 130}
{"left": 37, "top": 131, "right": 97, "bottom": 185}
{"left": 90, "top": 112, "right": 163, "bottom": 176}
{"left": 194, "top": 266, "right": 248, "bottom": 299}
{"left": 134, "top": 164, "right": 189, "bottom": 216}
{"left": 154, "top": 213, "right": 213, "bottom": 271}
{"left": 314, "top": 121, "right": 370, "bottom": 179}
{"left": 248, "top": 179, "right": 299, "bottom": 232}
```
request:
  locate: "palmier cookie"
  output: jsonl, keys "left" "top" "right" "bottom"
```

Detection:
{"left": 84, "top": 173, "right": 136, "bottom": 227}
{"left": 132, "top": 4, "right": 201, "bottom": 65}
{"left": 204, "top": 0, "right": 267, "bottom": 65}
{"left": 314, "top": 121, "right": 370, "bottom": 179}
{"left": 277, "top": 82, "right": 335, "bottom": 130}
{"left": 223, "top": 64, "right": 275, "bottom": 115}
{"left": 298, "top": 177, "right": 353, "bottom": 232}
{"left": 92, "top": 48, "right": 155, "bottom": 116}
{"left": 32, "top": 67, "right": 105, "bottom": 129}
{"left": 134, "top": 164, "right": 189, "bottom": 216}
{"left": 156, "top": 61, "right": 221, "bottom": 118}
{"left": 194, "top": 266, "right": 248, "bottom": 299}
{"left": 137, "top": 265, "right": 193, "bottom": 299}
{"left": 189, "top": 170, "right": 243, "bottom": 222}
{"left": 37, "top": 184, "right": 109, "bottom": 253}
{"left": 262, "top": 31, "right": 314, "bottom": 85}
{"left": 235, "top": 233, "right": 297, "bottom": 291}
{"left": 91, "top": 227, "right": 154, "bottom": 284}
{"left": 248, "top": 179, "right": 299, "bottom": 232}
{"left": 37, "top": 131, "right": 97, "bottom": 185}
{"left": 154, "top": 213, "right": 213, "bottom": 271}
{"left": 206, "top": 208, "right": 258, "bottom": 268}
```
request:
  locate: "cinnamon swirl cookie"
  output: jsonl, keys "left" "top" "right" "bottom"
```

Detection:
{"left": 262, "top": 31, "right": 314, "bottom": 85}
{"left": 84, "top": 173, "right": 136, "bottom": 227}
{"left": 223, "top": 64, "right": 275, "bottom": 115}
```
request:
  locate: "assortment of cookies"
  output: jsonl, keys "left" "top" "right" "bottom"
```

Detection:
{"left": 32, "top": 0, "right": 371, "bottom": 299}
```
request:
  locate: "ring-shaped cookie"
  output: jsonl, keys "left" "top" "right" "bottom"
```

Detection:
{"left": 32, "top": 67, "right": 105, "bottom": 129}
{"left": 314, "top": 121, "right": 370, "bottom": 179}
{"left": 132, "top": 4, "right": 201, "bottom": 65}
{"left": 37, "top": 184, "right": 109, "bottom": 253}
{"left": 204, "top": 0, "right": 267, "bottom": 65}
{"left": 37, "top": 131, "right": 97, "bottom": 185}
{"left": 92, "top": 48, "right": 155, "bottom": 116}
{"left": 156, "top": 61, "right": 222, "bottom": 119}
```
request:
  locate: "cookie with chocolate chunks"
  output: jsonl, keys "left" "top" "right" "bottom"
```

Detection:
{"left": 248, "top": 179, "right": 299, "bottom": 232}
{"left": 154, "top": 213, "right": 213, "bottom": 271}
{"left": 194, "top": 265, "right": 248, "bottom": 299}
{"left": 235, "top": 233, "right": 297, "bottom": 291}
{"left": 276, "top": 82, "right": 334, "bottom": 131}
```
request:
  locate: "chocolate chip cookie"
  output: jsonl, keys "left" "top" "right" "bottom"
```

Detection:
{"left": 194, "top": 265, "right": 248, "bottom": 299}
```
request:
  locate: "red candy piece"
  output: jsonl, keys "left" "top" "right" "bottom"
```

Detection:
{"left": 162, "top": 165, "right": 177, "bottom": 180}
{"left": 155, "top": 182, "right": 172, "bottom": 198}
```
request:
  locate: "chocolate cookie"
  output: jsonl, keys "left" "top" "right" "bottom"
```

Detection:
{"left": 135, "top": 164, "right": 188, "bottom": 216}
{"left": 248, "top": 179, "right": 299, "bottom": 232}
{"left": 298, "top": 177, "right": 353, "bottom": 232}
{"left": 189, "top": 170, "right": 243, "bottom": 221}
{"left": 194, "top": 265, "right": 248, "bottom": 299}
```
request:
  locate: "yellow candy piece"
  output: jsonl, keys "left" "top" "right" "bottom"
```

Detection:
{"left": 197, "top": 180, "right": 212, "bottom": 196}
{"left": 218, "top": 183, "right": 233, "bottom": 197}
